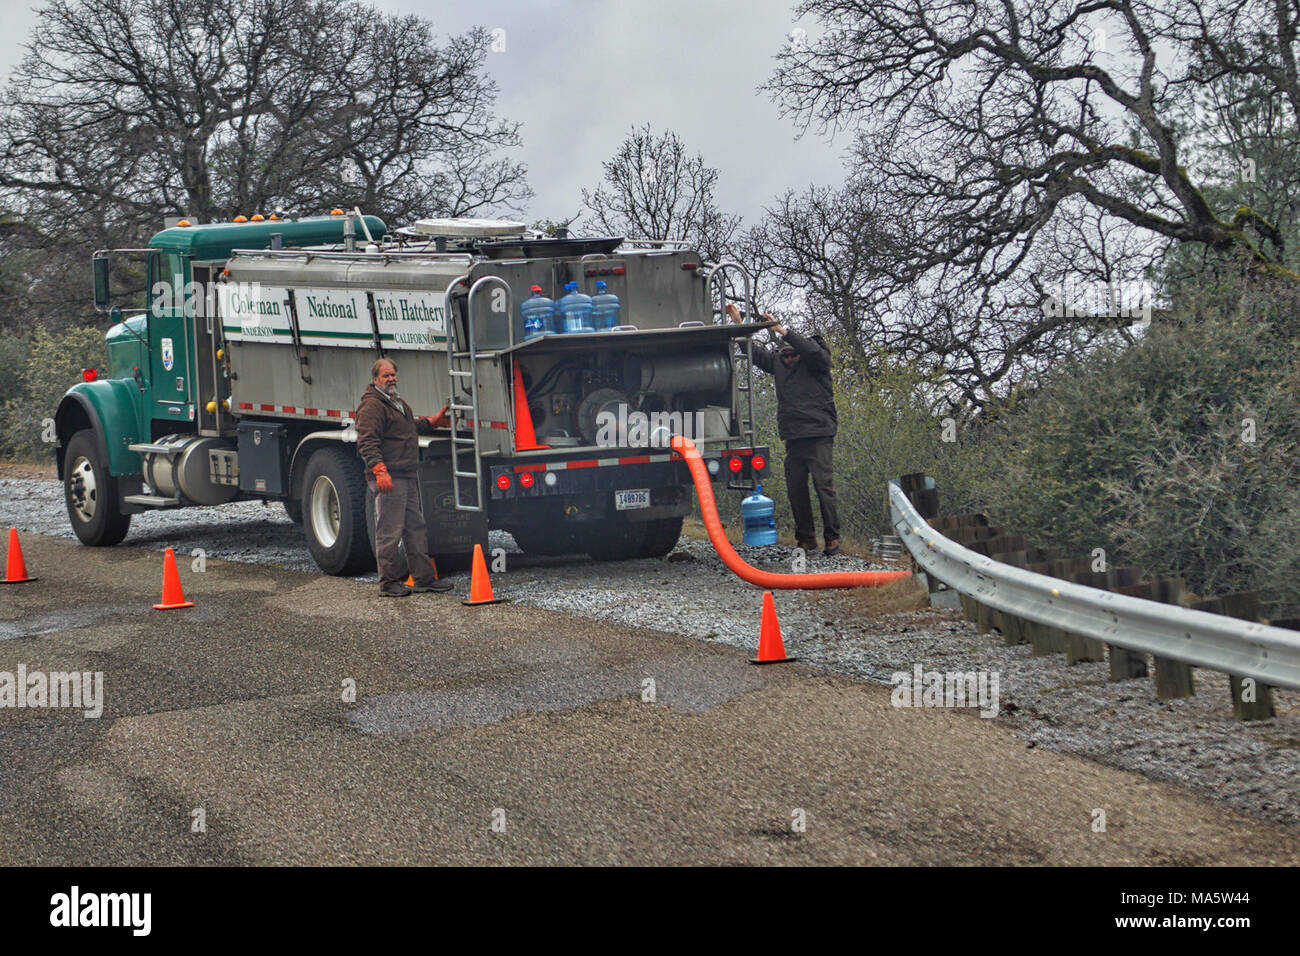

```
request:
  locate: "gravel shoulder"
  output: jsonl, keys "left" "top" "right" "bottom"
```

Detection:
{"left": 3, "top": 474, "right": 1297, "bottom": 831}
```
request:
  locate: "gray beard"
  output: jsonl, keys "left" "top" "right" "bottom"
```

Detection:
{"left": 384, "top": 384, "right": 401, "bottom": 401}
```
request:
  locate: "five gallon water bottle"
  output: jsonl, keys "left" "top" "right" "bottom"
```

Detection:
{"left": 591, "top": 281, "right": 621, "bottom": 331}
{"left": 741, "top": 484, "right": 777, "bottom": 546}
{"left": 520, "top": 285, "right": 555, "bottom": 340}
{"left": 556, "top": 281, "right": 594, "bottom": 333}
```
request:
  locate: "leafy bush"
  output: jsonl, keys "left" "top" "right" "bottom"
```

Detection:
{"left": 0, "top": 324, "right": 106, "bottom": 461}
{"left": 976, "top": 275, "right": 1300, "bottom": 617}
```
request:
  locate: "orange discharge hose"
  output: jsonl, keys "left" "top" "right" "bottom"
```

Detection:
{"left": 671, "top": 436, "right": 912, "bottom": 590}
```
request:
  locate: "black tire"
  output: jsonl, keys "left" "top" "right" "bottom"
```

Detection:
{"left": 64, "top": 429, "right": 131, "bottom": 546}
{"left": 508, "top": 509, "right": 581, "bottom": 556}
{"left": 639, "top": 516, "right": 684, "bottom": 558}
{"left": 585, "top": 515, "right": 649, "bottom": 561}
{"left": 283, "top": 498, "right": 303, "bottom": 525}
{"left": 583, "top": 514, "right": 685, "bottom": 561}
{"left": 302, "top": 445, "right": 374, "bottom": 575}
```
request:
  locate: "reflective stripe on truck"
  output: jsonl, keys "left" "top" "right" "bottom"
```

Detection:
{"left": 489, "top": 447, "right": 768, "bottom": 497}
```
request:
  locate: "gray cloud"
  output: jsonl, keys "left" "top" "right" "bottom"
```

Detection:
{"left": 0, "top": 0, "right": 850, "bottom": 226}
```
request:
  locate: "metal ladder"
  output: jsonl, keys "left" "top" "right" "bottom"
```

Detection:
{"left": 707, "top": 261, "right": 759, "bottom": 487}
{"left": 444, "top": 274, "right": 513, "bottom": 512}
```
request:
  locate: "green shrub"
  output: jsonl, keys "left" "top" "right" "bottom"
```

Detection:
{"left": 976, "top": 277, "right": 1300, "bottom": 617}
{"left": 1, "top": 324, "right": 107, "bottom": 461}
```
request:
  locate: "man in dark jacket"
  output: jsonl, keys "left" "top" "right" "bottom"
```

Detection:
{"left": 355, "top": 358, "right": 453, "bottom": 597}
{"left": 725, "top": 303, "right": 840, "bottom": 556}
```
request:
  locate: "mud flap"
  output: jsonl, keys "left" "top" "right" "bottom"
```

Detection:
{"left": 419, "top": 460, "right": 489, "bottom": 568}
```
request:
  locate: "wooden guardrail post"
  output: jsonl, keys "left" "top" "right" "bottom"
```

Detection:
{"left": 898, "top": 473, "right": 940, "bottom": 520}
{"left": 1062, "top": 568, "right": 1142, "bottom": 664}
{"left": 968, "top": 535, "right": 1025, "bottom": 637}
{"left": 1151, "top": 578, "right": 1195, "bottom": 699}
{"left": 989, "top": 549, "right": 1030, "bottom": 645}
{"left": 1030, "top": 557, "right": 1090, "bottom": 655}
{"left": 1108, "top": 581, "right": 1154, "bottom": 680}
{"left": 1191, "top": 592, "right": 1275, "bottom": 721}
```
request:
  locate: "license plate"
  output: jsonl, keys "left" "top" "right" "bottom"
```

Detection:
{"left": 615, "top": 489, "right": 650, "bottom": 511}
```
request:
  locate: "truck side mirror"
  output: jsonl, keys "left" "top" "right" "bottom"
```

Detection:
{"left": 92, "top": 256, "right": 111, "bottom": 311}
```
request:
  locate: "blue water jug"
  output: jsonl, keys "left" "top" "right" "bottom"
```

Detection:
{"left": 591, "top": 281, "right": 621, "bottom": 331}
{"left": 556, "top": 281, "right": 593, "bottom": 333}
{"left": 520, "top": 285, "right": 555, "bottom": 340}
{"left": 741, "top": 484, "right": 777, "bottom": 546}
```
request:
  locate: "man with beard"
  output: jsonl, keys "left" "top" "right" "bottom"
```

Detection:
{"left": 355, "top": 358, "right": 453, "bottom": 597}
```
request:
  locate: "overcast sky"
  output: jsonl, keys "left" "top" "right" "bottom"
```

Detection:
{"left": 0, "top": 0, "right": 853, "bottom": 229}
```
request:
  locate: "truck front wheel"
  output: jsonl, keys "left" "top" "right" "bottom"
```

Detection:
{"left": 64, "top": 429, "right": 131, "bottom": 546}
{"left": 302, "top": 446, "right": 374, "bottom": 575}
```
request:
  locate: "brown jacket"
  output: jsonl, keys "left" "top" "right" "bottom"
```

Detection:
{"left": 355, "top": 384, "right": 433, "bottom": 477}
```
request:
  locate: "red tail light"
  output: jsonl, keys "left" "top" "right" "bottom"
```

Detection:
{"left": 496, "top": 474, "right": 511, "bottom": 490}
{"left": 728, "top": 456, "right": 742, "bottom": 472}
{"left": 81, "top": 368, "right": 98, "bottom": 382}
{"left": 519, "top": 472, "right": 535, "bottom": 488}
{"left": 751, "top": 455, "right": 766, "bottom": 472}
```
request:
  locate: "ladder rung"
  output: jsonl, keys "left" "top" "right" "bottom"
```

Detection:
{"left": 453, "top": 470, "right": 478, "bottom": 479}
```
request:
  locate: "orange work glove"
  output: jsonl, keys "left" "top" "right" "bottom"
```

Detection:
{"left": 372, "top": 462, "right": 393, "bottom": 494}
{"left": 423, "top": 405, "right": 451, "bottom": 429}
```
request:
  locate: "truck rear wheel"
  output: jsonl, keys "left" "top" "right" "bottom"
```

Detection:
{"left": 64, "top": 429, "right": 131, "bottom": 546}
{"left": 508, "top": 507, "right": 581, "bottom": 556}
{"left": 302, "top": 446, "right": 374, "bottom": 575}
{"left": 639, "top": 516, "right": 684, "bottom": 558}
{"left": 584, "top": 514, "right": 684, "bottom": 561}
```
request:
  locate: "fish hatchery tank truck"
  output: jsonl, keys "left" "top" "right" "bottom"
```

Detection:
{"left": 57, "top": 212, "right": 771, "bottom": 574}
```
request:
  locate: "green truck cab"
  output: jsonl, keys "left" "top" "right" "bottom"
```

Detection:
{"left": 56, "top": 214, "right": 386, "bottom": 545}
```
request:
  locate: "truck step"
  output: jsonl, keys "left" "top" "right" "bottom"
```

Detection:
{"left": 123, "top": 493, "right": 182, "bottom": 508}
{"left": 128, "top": 442, "right": 181, "bottom": 456}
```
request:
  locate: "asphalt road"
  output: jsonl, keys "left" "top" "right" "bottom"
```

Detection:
{"left": 2, "top": 533, "right": 1298, "bottom": 865}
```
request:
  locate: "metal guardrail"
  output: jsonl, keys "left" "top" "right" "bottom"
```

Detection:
{"left": 888, "top": 481, "right": 1300, "bottom": 691}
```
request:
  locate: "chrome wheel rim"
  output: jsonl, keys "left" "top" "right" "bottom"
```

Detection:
{"left": 309, "top": 475, "right": 341, "bottom": 548}
{"left": 68, "top": 455, "right": 97, "bottom": 523}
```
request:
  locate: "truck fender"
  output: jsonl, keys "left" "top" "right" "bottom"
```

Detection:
{"left": 288, "top": 426, "right": 358, "bottom": 502}
{"left": 55, "top": 381, "right": 144, "bottom": 479}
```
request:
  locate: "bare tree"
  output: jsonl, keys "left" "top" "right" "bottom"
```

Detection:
{"left": 738, "top": 183, "right": 891, "bottom": 374}
{"left": 752, "top": 0, "right": 1300, "bottom": 406}
{"left": 766, "top": 1, "right": 1300, "bottom": 283}
{"left": 0, "top": 0, "right": 530, "bottom": 235}
{"left": 580, "top": 123, "right": 740, "bottom": 261}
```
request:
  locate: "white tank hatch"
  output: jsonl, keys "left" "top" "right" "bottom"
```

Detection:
{"left": 410, "top": 218, "right": 528, "bottom": 238}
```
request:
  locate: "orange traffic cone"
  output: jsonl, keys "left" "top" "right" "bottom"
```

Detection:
{"left": 512, "top": 363, "right": 548, "bottom": 452}
{"left": 2, "top": 528, "right": 35, "bottom": 584}
{"left": 462, "top": 543, "right": 505, "bottom": 606}
{"left": 749, "top": 591, "right": 795, "bottom": 665}
{"left": 153, "top": 547, "right": 195, "bottom": 610}
{"left": 404, "top": 556, "right": 440, "bottom": 587}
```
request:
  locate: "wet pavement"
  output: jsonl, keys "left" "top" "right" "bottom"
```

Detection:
{"left": 2, "top": 532, "right": 1299, "bottom": 865}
